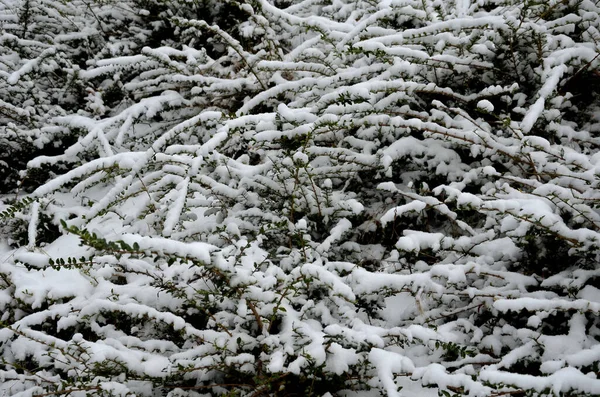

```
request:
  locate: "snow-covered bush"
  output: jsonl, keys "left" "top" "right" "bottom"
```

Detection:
{"left": 1, "top": 0, "right": 600, "bottom": 396}
{"left": 0, "top": 0, "right": 89, "bottom": 192}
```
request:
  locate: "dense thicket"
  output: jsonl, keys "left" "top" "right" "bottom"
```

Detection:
{"left": 1, "top": 0, "right": 600, "bottom": 396}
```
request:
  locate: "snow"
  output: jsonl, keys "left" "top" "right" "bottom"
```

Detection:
{"left": 2, "top": 0, "right": 600, "bottom": 395}
{"left": 396, "top": 231, "right": 444, "bottom": 253}
{"left": 479, "top": 367, "right": 600, "bottom": 395}
{"left": 7, "top": 48, "right": 56, "bottom": 84}
{"left": 119, "top": 234, "right": 217, "bottom": 264}
{"left": 316, "top": 218, "right": 353, "bottom": 254}
{"left": 521, "top": 64, "right": 567, "bottom": 134}
{"left": 26, "top": 201, "right": 39, "bottom": 249}
{"left": 380, "top": 201, "right": 427, "bottom": 227}
{"left": 494, "top": 297, "right": 600, "bottom": 313}
{"left": 476, "top": 99, "right": 494, "bottom": 112}
{"left": 162, "top": 177, "right": 189, "bottom": 237}
{"left": 325, "top": 342, "right": 360, "bottom": 375}
{"left": 369, "top": 348, "right": 415, "bottom": 397}
{"left": 11, "top": 267, "right": 94, "bottom": 309}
